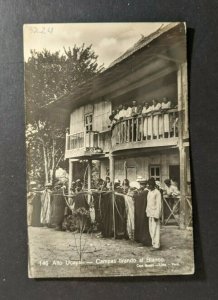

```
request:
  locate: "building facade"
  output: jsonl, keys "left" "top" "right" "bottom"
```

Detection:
{"left": 48, "top": 23, "right": 191, "bottom": 228}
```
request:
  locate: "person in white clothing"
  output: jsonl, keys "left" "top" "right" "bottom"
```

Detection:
{"left": 145, "top": 103, "right": 154, "bottom": 139}
{"left": 146, "top": 177, "right": 162, "bottom": 250}
{"left": 142, "top": 102, "right": 150, "bottom": 139}
{"left": 152, "top": 99, "right": 162, "bottom": 138}
{"left": 125, "top": 105, "right": 132, "bottom": 118}
{"left": 161, "top": 97, "right": 171, "bottom": 137}
{"left": 118, "top": 105, "right": 126, "bottom": 142}
{"left": 118, "top": 105, "right": 125, "bottom": 120}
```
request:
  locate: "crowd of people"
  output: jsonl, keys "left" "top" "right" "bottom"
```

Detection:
{"left": 27, "top": 176, "right": 180, "bottom": 252}
{"left": 109, "top": 98, "right": 178, "bottom": 141}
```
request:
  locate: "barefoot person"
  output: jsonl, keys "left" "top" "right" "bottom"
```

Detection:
{"left": 146, "top": 178, "right": 162, "bottom": 250}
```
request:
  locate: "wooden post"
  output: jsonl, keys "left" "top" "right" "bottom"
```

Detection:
{"left": 87, "top": 159, "right": 92, "bottom": 203}
{"left": 65, "top": 131, "right": 69, "bottom": 151}
{"left": 68, "top": 160, "right": 73, "bottom": 194}
{"left": 162, "top": 112, "right": 164, "bottom": 138}
{"left": 177, "top": 63, "right": 188, "bottom": 229}
{"left": 179, "top": 145, "right": 187, "bottom": 229}
{"left": 109, "top": 152, "right": 115, "bottom": 184}
{"left": 87, "top": 159, "right": 92, "bottom": 190}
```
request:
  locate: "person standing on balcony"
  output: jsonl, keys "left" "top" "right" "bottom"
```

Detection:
{"left": 137, "top": 104, "right": 143, "bottom": 140}
{"left": 109, "top": 109, "right": 118, "bottom": 144}
{"left": 118, "top": 105, "right": 126, "bottom": 142}
{"left": 118, "top": 104, "right": 125, "bottom": 120}
{"left": 146, "top": 177, "right": 162, "bottom": 251}
{"left": 109, "top": 110, "right": 117, "bottom": 127}
{"left": 152, "top": 99, "right": 162, "bottom": 138}
{"left": 161, "top": 97, "right": 171, "bottom": 138}
{"left": 131, "top": 100, "right": 138, "bottom": 141}
{"left": 147, "top": 102, "right": 155, "bottom": 139}
{"left": 125, "top": 104, "right": 132, "bottom": 118}
{"left": 142, "top": 102, "right": 151, "bottom": 139}
{"left": 124, "top": 104, "right": 132, "bottom": 142}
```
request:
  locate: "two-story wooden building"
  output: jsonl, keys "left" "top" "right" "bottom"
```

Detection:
{"left": 46, "top": 23, "right": 191, "bottom": 228}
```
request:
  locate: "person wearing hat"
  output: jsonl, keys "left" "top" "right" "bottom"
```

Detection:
{"left": 146, "top": 177, "right": 162, "bottom": 250}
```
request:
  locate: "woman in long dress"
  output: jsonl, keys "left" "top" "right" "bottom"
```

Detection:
{"left": 161, "top": 97, "right": 171, "bottom": 137}
{"left": 51, "top": 184, "right": 66, "bottom": 230}
{"left": 134, "top": 183, "right": 152, "bottom": 246}
{"left": 40, "top": 184, "right": 52, "bottom": 226}
{"left": 152, "top": 99, "right": 162, "bottom": 138}
{"left": 145, "top": 103, "right": 154, "bottom": 139}
{"left": 142, "top": 102, "right": 149, "bottom": 139}
{"left": 124, "top": 182, "right": 139, "bottom": 240}
{"left": 114, "top": 184, "right": 127, "bottom": 239}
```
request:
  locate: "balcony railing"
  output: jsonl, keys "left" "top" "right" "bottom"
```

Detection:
{"left": 111, "top": 109, "right": 178, "bottom": 146}
{"left": 66, "top": 131, "right": 99, "bottom": 151}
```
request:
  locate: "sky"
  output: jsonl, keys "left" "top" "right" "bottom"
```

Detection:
{"left": 23, "top": 23, "right": 169, "bottom": 68}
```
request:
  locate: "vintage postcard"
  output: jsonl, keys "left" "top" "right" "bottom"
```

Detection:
{"left": 24, "top": 22, "right": 194, "bottom": 278}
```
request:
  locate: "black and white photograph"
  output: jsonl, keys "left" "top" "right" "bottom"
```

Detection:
{"left": 24, "top": 22, "right": 194, "bottom": 278}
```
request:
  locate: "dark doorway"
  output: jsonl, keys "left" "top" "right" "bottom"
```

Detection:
{"left": 169, "top": 165, "right": 180, "bottom": 189}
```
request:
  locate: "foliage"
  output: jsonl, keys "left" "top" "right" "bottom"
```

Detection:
{"left": 25, "top": 45, "right": 103, "bottom": 185}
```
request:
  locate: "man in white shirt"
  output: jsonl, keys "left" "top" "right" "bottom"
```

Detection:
{"left": 146, "top": 178, "right": 162, "bottom": 250}
{"left": 118, "top": 104, "right": 125, "bottom": 119}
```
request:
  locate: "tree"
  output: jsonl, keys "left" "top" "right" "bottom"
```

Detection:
{"left": 25, "top": 45, "right": 103, "bottom": 186}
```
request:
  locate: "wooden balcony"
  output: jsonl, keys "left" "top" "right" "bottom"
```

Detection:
{"left": 111, "top": 109, "right": 179, "bottom": 152}
{"left": 65, "top": 131, "right": 104, "bottom": 159}
{"left": 65, "top": 109, "right": 179, "bottom": 158}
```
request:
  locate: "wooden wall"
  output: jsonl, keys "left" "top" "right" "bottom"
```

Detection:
{"left": 114, "top": 149, "right": 179, "bottom": 185}
{"left": 93, "top": 101, "right": 111, "bottom": 132}
{"left": 70, "top": 101, "right": 111, "bottom": 134}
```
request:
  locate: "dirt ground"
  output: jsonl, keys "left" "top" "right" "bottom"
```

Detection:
{"left": 28, "top": 226, "right": 194, "bottom": 278}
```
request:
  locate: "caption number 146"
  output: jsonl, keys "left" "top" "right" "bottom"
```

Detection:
{"left": 39, "top": 260, "right": 49, "bottom": 266}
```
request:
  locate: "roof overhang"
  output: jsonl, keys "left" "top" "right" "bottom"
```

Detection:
{"left": 43, "top": 22, "right": 186, "bottom": 123}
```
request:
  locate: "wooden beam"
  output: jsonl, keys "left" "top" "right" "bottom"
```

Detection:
{"left": 112, "top": 146, "right": 178, "bottom": 158}
{"left": 112, "top": 137, "right": 178, "bottom": 152}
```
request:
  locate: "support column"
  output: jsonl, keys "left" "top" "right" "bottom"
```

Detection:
{"left": 68, "top": 159, "right": 73, "bottom": 194}
{"left": 109, "top": 152, "right": 116, "bottom": 239}
{"left": 177, "top": 62, "right": 188, "bottom": 229}
{"left": 179, "top": 146, "right": 187, "bottom": 229}
{"left": 87, "top": 159, "right": 92, "bottom": 204}
{"left": 87, "top": 159, "right": 92, "bottom": 191}
{"left": 109, "top": 152, "right": 115, "bottom": 188}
